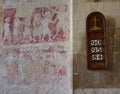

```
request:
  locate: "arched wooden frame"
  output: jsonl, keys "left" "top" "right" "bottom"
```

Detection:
{"left": 86, "top": 11, "right": 107, "bottom": 70}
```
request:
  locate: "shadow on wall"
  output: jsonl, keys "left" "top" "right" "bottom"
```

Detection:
{"left": 73, "top": 54, "right": 81, "bottom": 89}
{"left": 105, "top": 17, "right": 116, "bottom": 71}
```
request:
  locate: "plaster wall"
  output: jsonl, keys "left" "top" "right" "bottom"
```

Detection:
{"left": 0, "top": 0, "right": 73, "bottom": 94}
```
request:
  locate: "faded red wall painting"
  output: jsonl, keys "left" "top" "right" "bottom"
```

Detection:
{"left": 3, "top": 8, "right": 16, "bottom": 44}
{"left": 3, "top": 5, "right": 69, "bottom": 45}
{"left": 0, "top": 3, "right": 71, "bottom": 94}
{"left": 0, "top": 44, "right": 70, "bottom": 94}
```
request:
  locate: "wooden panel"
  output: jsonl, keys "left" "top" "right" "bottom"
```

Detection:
{"left": 86, "top": 11, "right": 107, "bottom": 70}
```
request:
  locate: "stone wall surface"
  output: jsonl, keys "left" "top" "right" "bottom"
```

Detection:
{"left": 73, "top": 0, "right": 120, "bottom": 89}
{"left": 74, "top": 89, "right": 120, "bottom": 94}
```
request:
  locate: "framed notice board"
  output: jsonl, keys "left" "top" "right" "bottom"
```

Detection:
{"left": 86, "top": 11, "right": 107, "bottom": 70}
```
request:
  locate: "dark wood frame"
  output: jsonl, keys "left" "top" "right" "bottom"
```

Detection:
{"left": 86, "top": 11, "right": 107, "bottom": 70}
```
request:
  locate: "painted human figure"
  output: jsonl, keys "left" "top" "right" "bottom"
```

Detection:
{"left": 32, "top": 13, "right": 43, "bottom": 42}
{"left": 3, "top": 17, "right": 11, "bottom": 44}
{"left": 42, "top": 60, "right": 51, "bottom": 77}
{"left": 13, "top": 18, "right": 20, "bottom": 44}
{"left": 24, "top": 24, "right": 33, "bottom": 43}
{"left": 53, "top": 5, "right": 68, "bottom": 39}
{"left": 18, "top": 52, "right": 25, "bottom": 81}
{"left": 18, "top": 18, "right": 25, "bottom": 44}
{"left": 41, "top": 11, "right": 53, "bottom": 41}
{"left": 0, "top": 50, "right": 7, "bottom": 81}
{"left": 5, "top": 52, "right": 15, "bottom": 81}
{"left": 33, "top": 13, "right": 42, "bottom": 34}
